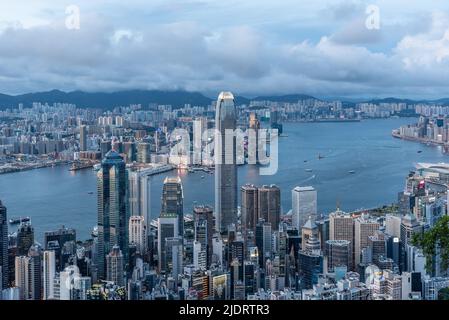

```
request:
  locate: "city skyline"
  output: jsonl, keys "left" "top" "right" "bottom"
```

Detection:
{"left": 2, "top": 1, "right": 449, "bottom": 304}
{"left": 1, "top": 1, "right": 449, "bottom": 98}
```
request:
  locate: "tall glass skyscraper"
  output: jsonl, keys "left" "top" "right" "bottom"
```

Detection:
{"left": 214, "top": 91, "right": 238, "bottom": 233}
{"left": 161, "top": 176, "right": 184, "bottom": 237}
{"left": 96, "top": 149, "right": 129, "bottom": 280}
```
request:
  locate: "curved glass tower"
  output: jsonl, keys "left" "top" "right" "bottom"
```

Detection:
{"left": 214, "top": 91, "right": 238, "bottom": 233}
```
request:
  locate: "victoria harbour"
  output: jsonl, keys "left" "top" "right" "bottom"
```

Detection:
{"left": 0, "top": 117, "right": 444, "bottom": 242}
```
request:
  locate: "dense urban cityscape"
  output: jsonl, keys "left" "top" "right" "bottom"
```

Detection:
{"left": 2, "top": 0, "right": 449, "bottom": 309}
{"left": 1, "top": 91, "right": 449, "bottom": 301}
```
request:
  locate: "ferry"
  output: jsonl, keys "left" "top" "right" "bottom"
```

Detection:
{"left": 9, "top": 216, "right": 30, "bottom": 225}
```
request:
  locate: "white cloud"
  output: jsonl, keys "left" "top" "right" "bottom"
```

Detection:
{"left": 1, "top": 2, "right": 449, "bottom": 98}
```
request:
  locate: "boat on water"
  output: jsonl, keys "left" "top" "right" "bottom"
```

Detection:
{"left": 417, "top": 150, "right": 423, "bottom": 153}
{"left": 201, "top": 175, "right": 205, "bottom": 179}
{"left": 348, "top": 170, "right": 356, "bottom": 174}
{"left": 318, "top": 154, "right": 324, "bottom": 159}
{"left": 88, "top": 191, "right": 94, "bottom": 194}
{"left": 93, "top": 163, "right": 101, "bottom": 171}
{"left": 9, "top": 216, "right": 30, "bottom": 225}
{"left": 305, "top": 169, "right": 313, "bottom": 172}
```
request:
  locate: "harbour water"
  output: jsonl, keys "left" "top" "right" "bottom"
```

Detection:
{"left": 0, "top": 118, "right": 445, "bottom": 242}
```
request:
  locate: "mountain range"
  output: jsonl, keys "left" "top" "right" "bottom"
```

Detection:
{"left": 0, "top": 89, "right": 448, "bottom": 110}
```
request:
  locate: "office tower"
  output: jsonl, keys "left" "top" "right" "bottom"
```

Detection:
{"left": 329, "top": 210, "right": 354, "bottom": 270}
{"left": 79, "top": 125, "right": 87, "bottom": 151}
{"left": 212, "top": 236, "right": 224, "bottom": 266}
{"left": 354, "top": 215, "right": 380, "bottom": 266}
{"left": 137, "top": 142, "right": 151, "bottom": 163}
{"left": 128, "top": 168, "right": 152, "bottom": 223}
{"left": 255, "top": 220, "right": 272, "bottom": 268}
{"left": 301, "top": 216, "right": 319, "bottom": 250}
{"left": 17, "top": 222, "right": 34, "bottom": 256}
{"left": 244, "top": 261, "right": 256, "bottom": 296}
{"left": 27, "top": 244, "right": 42, "bottom": 300}
{"left": 106, "top": 245, "right": 124, "bottom": 286}
{"left": 15, "top": 256, "right": 29, "bottom": 300}
{"left": 329, "top": 209, "right": 353, "bottom": 242}
{"left": 59, "top": 265, "right": 80, "bottom": 300}
{"left": 44, "top": 226, "right": 76, "bottom": 271}
{"left": 97, "top": 149, "right": 129, "bottom": 280}
{"left": 368, "top": 232, "right": 387, "bottom": 267}
{"left": 193, "top": 240, "right": 207, "bottom": 270}
{"left": 385, "top": 214, "right": 402, "bottom": 238}
{"left": 316, "top": 218, "right": 330, "bottom": 251}
{"left": 161, "top": 176, "right": 184, "bottom": 237}
{"left": 193, "top": 205, "right": 214, "bottom": 266}
{"left": 43, "top": 250, "right": 56, "bottom": 300}
{"left": 129, "top": 216, "right": 147, "bottom": 254}
{"left": 165, "top": 237, "right": 183, "bottom": 279}
{"left": 326, "top": 240, "right": 352, "bottom": 272}
{"left": 215, "top": 91, "right": 238, "bottom": 233}
{"left": 15, "top": 245, "right": 42, "bottom": 300}
{"left": 0, "top": 200, "right": 8, "bottom": 289}
{"left": 386, "top": 235, "right": 401, "bottom": 268}
{"left": 400, "top": 214, "right": 422, "bottom": 272}
{"left": 241, "top": 184, "right": 258, "bottom": 233}
{"left": 292, "top": 186, "right": 317, "bottom": 231}
{"left": 157, "top": 215, "right": 179, "bottom": 272}
{"left": 298, "top": 235, "right": 323, "bottom": 289}
{"left": 258, "top": 185, "right": 281, "bottom": 231}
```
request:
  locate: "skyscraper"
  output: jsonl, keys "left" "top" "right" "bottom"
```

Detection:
{"left": 400, "top": 213, "right": 422, "bottom": 272}
{"left": 158, "top": 204, "right": 180, "bottom": 273}
{"left": 106, "top": 245, "right": 124, "bottom": 286}
{"left": 128, "top": 168, "right": 152, "bottom": 223}
{"left": 241, "top": 184, "right": 258, "bottom": 233}
{"left": 292, "top": 186, "right": 317, "bottom": 231}
{"left": 354, "top": 214, "right": 380, "bottom": 266}
{"left": 27, "top": 244, "right": 42, "bottom": 300}
{"left": 43, "top": 250, "right": 56, "bottom": 300}
{"left": 326, "top": 240, "right": 352, "bottom": 272}
{"left": 0, "top": 200, "right": 8, "bottom": 289}
{"left": 255, "top": 220, "right": 272, "bottom": 268}
{"left": 164, "top": 237, "right": 183, "bottom": 279}
{"left": 97, "top": 149, "right": 129, "bottom": 280}
{"left": 44, "top": 226, "right": 76, "bottom": 272}
{"left": 258, "top": 185, "right": 281, "bottom": 231}
{"left": 215, "top": 91, "right": 238, "bottom": 233}
{"left": 329, "top": 209, "right": 354, "bottom": 269}
{"left": 79, "top": 125, "right": 87, "bottom": 151}
{"left": 17, "top": 222, "right": 34, "bottom": 256}
{"left": 129, "top": 215, "right": 147, "bottom": 254}
{"left": 161, "top": 176, "right": 184, "bottom": 237}
{"left": 15, "top": 245, "right": 42, "bottom": 300}
{"left": 193, "top": 205, "right": 214, "bottom": 266}
{"left": 298, "top": 235, "right": 323, "bottom": 289}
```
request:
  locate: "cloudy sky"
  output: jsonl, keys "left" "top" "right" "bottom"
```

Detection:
{"left": 1, "top": 0, "right": 449, "bottom": 99}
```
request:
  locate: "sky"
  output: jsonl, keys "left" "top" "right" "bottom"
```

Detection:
{"left": 1, "top": 0, "right": 449, "bottom": 99}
